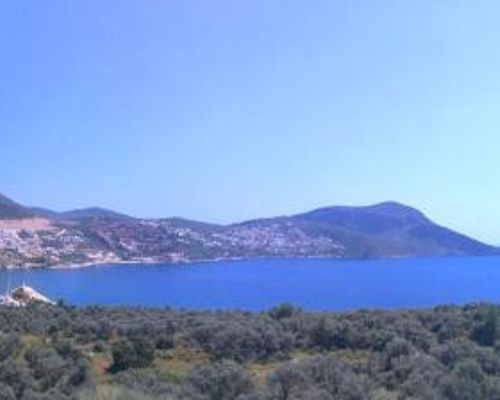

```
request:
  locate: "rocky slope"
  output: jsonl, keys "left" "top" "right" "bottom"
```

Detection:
{"left": 0, "top": 193, "right": 497, "bottom": 268}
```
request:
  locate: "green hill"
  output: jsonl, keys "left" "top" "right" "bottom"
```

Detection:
{"left": 0, "top": 194, "right": 498, "bottom": 266}
{"left": 0, "top": 193, "right": 34, "bottom": 219}
{"left": 237, "top": 202, "right": 500, "bottom": 257}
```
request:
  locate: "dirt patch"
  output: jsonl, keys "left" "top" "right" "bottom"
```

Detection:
{"left": 0, "top": 218, "right": 52, "bottom": 230}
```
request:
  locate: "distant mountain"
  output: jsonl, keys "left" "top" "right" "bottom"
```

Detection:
{"left": 29, "top": 207, "right": 60, "bottom": 219}
{"left": 30, "top": 205, "right": 132, "bottom": 221}
{"left": 299, "top": 202, "right": 431, "bottom": 231}
{"left": 238, "top": 202, "right": 498, "bottom": 258}
{"left": 0, "top": 194, "right": 498, "bottom": 268}
{"left": 0, "top": 193, "right": 34, "bottom": 219}
{"left": 55, "top": 207, "right": 133, "bottom": 221}
{"left": 0, "top": 193, "right": 132, "bottom": 222}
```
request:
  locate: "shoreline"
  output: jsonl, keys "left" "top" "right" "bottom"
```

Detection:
{"left": 3, "top": 254, "right": 350, "bottom": 271}
{"left": 0, "top": 253, "right": 497, "bottom": 271}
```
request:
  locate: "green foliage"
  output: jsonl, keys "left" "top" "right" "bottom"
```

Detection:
{"left": 109, "top": 338, "right": 155, "bottom": 373}
{"left": 184, "top": 360, "right": 254, "bottom": 400}
{"left": 268, "top": 303, "right": 299, "bottom": 320}
{"left": 0, "top": 192, "right": 33, "bottom": 219}
{"left": 471, "top": 309, "right": 498, "bottom": 346}
{"left": 2, "top": 303, "right": 500, "bottom": 399}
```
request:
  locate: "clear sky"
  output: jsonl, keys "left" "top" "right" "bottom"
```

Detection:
{"left": 1, "top": 1, "right": 500, "bottom": 244}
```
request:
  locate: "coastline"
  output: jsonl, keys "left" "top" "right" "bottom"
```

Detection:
{"left": 3, "top": 254, "right": 345, "bottom": 271}
{"left": 0, "top": 252, "right": 493, "bottom": 271}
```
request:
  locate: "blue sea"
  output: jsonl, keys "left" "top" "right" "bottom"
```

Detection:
{"left": 1, "top": 257, "right": 500, "bottom": 310}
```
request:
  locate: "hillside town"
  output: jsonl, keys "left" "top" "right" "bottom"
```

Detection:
{"left": 0, "top": 218, "right": 120, "bottom": 268}
{"left": 0, "top": 216, "right": 347, "bottom": 268}
{"left": 0, "top": 192, "right": 497, "bottom": 268}
{"left": 0, "top": 211, "right": 352, "bottom": 268}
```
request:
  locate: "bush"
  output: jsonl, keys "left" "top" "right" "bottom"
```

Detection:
{"left": 185, "top": 360, "right": 254, "bottom": 400}
{"left": 471, "top": 310, "right": 498, "bottom": 347}
{"left": 109, "top": 338, "right": 155, "bottom": 373}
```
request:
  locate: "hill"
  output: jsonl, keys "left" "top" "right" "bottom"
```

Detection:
{"left": 237, "top": 201, "right": 498, "bottom": 258}
{"left": 56, "top": 207, "right": 133, "bottom": 221}
{"left": 0, "top": 193, "right": 34, "bottom": 219}
{"left": 0, "top": 193, "right": 498, "bottom": 267}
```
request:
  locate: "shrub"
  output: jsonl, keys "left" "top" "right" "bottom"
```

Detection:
{"left": 109, "top": 338, "right": 155, "bottom": 373}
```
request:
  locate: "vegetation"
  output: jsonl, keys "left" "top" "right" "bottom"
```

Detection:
{"left": 2, "top": 303, "right": 500, "bottom": 399}
{"left": 0, "top": 193, "right": 33, "bottom": 220}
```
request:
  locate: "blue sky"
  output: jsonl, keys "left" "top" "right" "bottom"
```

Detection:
{"left": 1, "top": 1, "right": 500, "bottom": 243}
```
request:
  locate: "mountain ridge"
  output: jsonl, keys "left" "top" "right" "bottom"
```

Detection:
{"left": 0, "top": 193, "right": 34, "bottom": 220}
{"left": 0, "top": 192, "right": 497, "bottom": 268}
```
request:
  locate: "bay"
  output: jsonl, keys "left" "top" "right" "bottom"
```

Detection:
{"left": 1, "top": 257, "right": 500, "bottom": 310}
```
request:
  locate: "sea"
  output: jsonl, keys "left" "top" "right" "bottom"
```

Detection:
{"left": 1, "top": 256, "right": 500, "bottom": 311}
